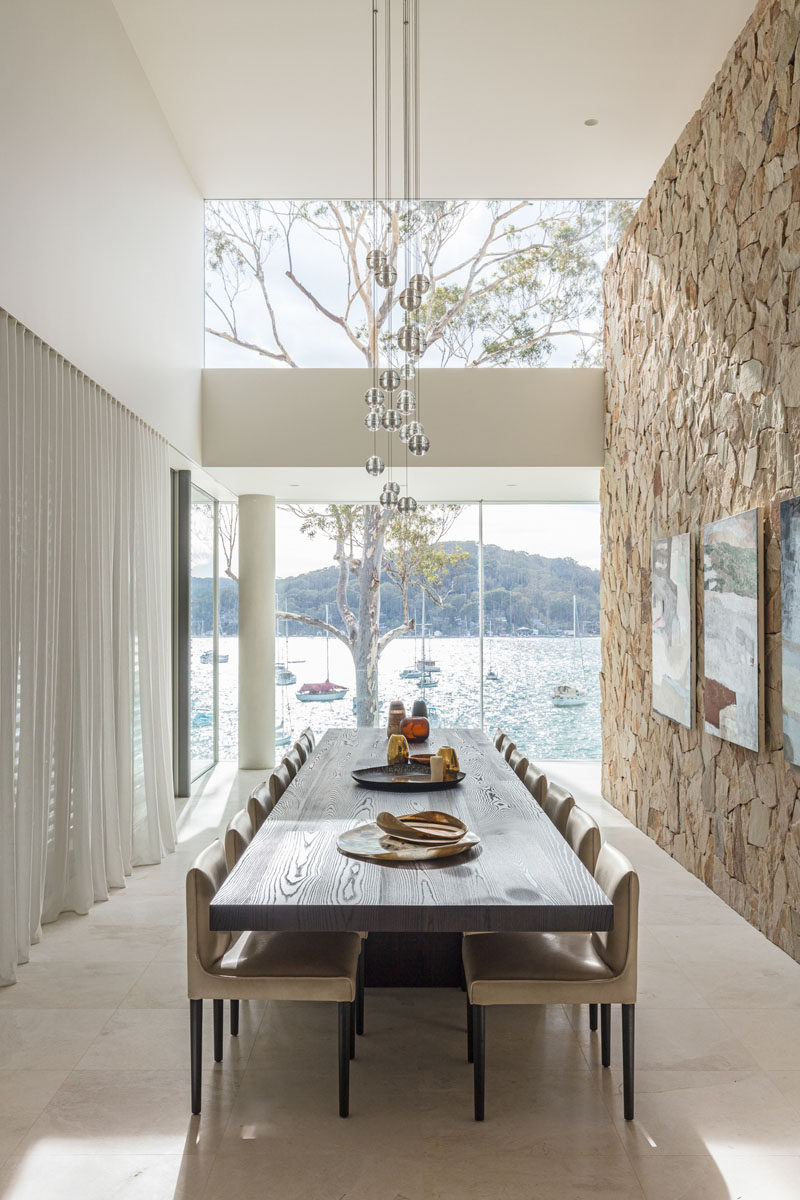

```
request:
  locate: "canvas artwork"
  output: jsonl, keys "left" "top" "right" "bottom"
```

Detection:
{"left": 703, "top": 508, "right": 763, "bottom": 752}
{"left": 780, "top": 497, "right": 800, "bottom": 765}
{"left": 652, "top": 532, "right": 694, "bottom": 728}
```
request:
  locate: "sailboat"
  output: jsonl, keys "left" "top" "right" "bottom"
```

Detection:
{"left": 400, "top": 605, "right": 422, "bottom": 679}
{"left": 552, "top": 595, "right": 588, "bottom": 707}
{"left": 417, "top": 593, "right": 439, "bottom": 689}
{"left": 486, "top": 620, "right": 500, "bottom": 682}
{"left": 275, "top": 616, "right": 296, "bottom": 686}
{"left": 296, "top": 604, "right": 348, "bottom": 703}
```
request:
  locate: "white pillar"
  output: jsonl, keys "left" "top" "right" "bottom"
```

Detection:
{"left": 238, "top": 494, "right": 275, "bottom": 769}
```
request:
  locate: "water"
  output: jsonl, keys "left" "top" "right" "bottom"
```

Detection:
{"left": 191, "top": 634, "right": 602, "bottom": 765}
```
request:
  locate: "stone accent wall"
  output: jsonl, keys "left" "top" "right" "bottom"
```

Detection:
{"left": 602, "top": 0, "right": 800, "bottom": 959}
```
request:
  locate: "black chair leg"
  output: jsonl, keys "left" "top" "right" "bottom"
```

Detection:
{"left": 356, "top": 947, "right": 365, "bottom": 1036}
{"left": 338, "top": 1002, "right": 351, "bottom": 1118}
{"left": 350, "top": 999, "right": 356, "bottom": 1060}
{"left": 190, "top": 999, "right": 202, "bottom": 1114}
{"left": 472, "top": 1004, "right": 485, "bottom": 1121}
{"left": 589, "top": 1003, "right": 598, "bottom": 1032}
{"left": 622, "top": 1004, "right": 635, "bottom": 1120}
{"left": 230, "top": 999, "right": 239, "bottom": 1037}
{"left": 459, "top": 943, "right": 467, "bottom": 992}
{"left": 600, "top": 1003, "right": 611, "bottom": 1067}
{"left": 213, "top": 999, "right": 223, "bottom": 1062}
{"left": 466, "top": 998, "right": 474, "bottom": 1063}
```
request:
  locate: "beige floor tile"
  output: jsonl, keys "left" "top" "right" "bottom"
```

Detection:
{"left": 421, "top": 1146, "right": 645, "bottom": 1200}
{"left": 608, "top": 1068, "right": 800, "bottom": 1157}
{"left": 0, "top": 1070, "right": 69, "bottom": 1166}
{"left": 119, "top": 959, "right": 188, "bottom": 1009}
{"left": 631, "top": 1153, "right": 800, "bottom": 1200}
{"left": 75, "top": 1007, "right": 255, "bottom": 1072}
{"left": 29, "top": 920, "right": 177, "bottom": 964}
{"left": 0, "top": 1151, "right": 212, "bottom": 1200}
{"left": 0, "top": 1010, "right": 115, "bottom": 1071}
{"left": 716, "top": 1008, "right": 800, "bottom": 1071}
{"left": 202, "top": 1145, "right": 423, "bottom": 1200}
{"left": 767, "top": 1070, "right": 800, "bottom": 1114}
{"left": 577, "top": 1008, "right": 758, "bottom": 1073}
{"left": 0, "top": 962, "right": 145, "bottom": 1010}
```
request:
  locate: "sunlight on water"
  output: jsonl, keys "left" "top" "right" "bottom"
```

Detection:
{"left": 191, "top": 634, "right": 602, "bottom": 764}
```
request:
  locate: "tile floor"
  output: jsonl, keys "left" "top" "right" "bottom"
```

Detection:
{"left": 1, "top": 760, "right": 800, "bottom": 1199}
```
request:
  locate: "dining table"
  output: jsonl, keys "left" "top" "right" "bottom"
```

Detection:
{"left": 210, "top": 727, "right": 613, "bottom": 986}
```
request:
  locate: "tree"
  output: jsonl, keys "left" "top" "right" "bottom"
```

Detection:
{"left": 205, "top": 199, "right": 638, "bottom": 369}
{"left": 275, "top": 503, "right": 465, "bottom": 726}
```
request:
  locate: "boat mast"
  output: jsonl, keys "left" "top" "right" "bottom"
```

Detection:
{"left": 574, "top": 595, "right": 586, "bottom": 676}
{"left": 325, "top": 602, "right": 331, "bottom": 682}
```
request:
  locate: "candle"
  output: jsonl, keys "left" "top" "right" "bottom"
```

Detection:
{"left": 430, "top": 754, "right": 444, "bottom": 783}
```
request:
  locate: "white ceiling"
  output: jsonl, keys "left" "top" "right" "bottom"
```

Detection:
{"left": 113, "top": 0, "right": 755, "bottom": 199}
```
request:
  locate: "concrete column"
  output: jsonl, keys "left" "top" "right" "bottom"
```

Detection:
{"left": 238, "top": 494, "right": 275, "bottom": 769}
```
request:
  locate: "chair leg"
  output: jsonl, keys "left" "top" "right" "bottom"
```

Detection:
{"left": 213, "top": 999, "right": 223, "bottom": 1062}
{"left": 230, "top": 999, "right": 239, "bottom": 1037}
{"left": 356, "top": 947, "right": 365, "bottom": 1036}
{"left": 338, "top": 1002, "right": 351, "bottom": 1118}
{"left": 190, "top": 999, "right": 202, "bottom": 1114}
{"left": 600, "top": 1003, "right": 611, "bottom": 1068}
{"left": 472, "top": 1004, "right": 485, "bottom": 1121}
{"left": 589, "top": 1003, "right": 598, "bottom": 1032}
{"left": 466, "top": 998, "right": 474, "bottom": 1063}
{"left": 350, "top": 999, "right": 356, "bottom": 1060}
{"left": 622, "top": 1004, "right": 635, "bottom": 1120}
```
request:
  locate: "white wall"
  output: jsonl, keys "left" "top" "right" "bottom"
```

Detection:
{"left": 0, "top": 0, "right": 203, "bottom": 457}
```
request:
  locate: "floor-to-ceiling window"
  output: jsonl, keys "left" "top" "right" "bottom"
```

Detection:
{"left": 190, "top": 486, "right": 217, "bottom": 779}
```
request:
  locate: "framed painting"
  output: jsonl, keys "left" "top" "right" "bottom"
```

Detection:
{"left": 781, "top": 496, "right": 800, "bottom": 765}
{"left": 652, "top": 532, "right": 694, "bottom": 728}
{"left": 703, "top": 508, "right": 763, "bottom": 752}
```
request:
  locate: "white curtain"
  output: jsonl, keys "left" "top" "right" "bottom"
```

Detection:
{"left": 0, "top": 309, "right": 176, "bottom": 986}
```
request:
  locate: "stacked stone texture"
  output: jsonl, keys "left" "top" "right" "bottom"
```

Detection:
{"left": 602, "top": 0, "right": 800, "bottom": 959}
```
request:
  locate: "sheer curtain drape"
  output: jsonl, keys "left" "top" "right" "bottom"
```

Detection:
{"left": 0, "top": 309, "right": 175, "bottom": 986}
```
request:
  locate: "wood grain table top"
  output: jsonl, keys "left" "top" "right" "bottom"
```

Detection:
{"left": 210, "top": 728, "right": 613, "bottom": 934}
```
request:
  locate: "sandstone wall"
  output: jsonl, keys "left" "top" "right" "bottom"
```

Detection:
{"left": 602, "top": 0, "right": 800, "bottom": 958}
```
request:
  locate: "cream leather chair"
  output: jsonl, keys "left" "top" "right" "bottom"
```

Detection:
{"left": 565, "top": 806, "right": 601, "bottom": 874}
{"left": 522, "top": 763, "right": 548, "bottom": 806}
{"left": 493, "top": 728, "right": 506, "bottom": 752}
{"left": 269, "top": 762, "right": 293, "bottom": 810}
{"left": 502, "top": 739, "right": 516, "bottom": 764}
{"left": 300, "top": 726, "right": 316, "bottom": 750}
{"left": 247, "top": 779, "right": 276, "bottom": 834}
{"left": 297, "top": 729, "right": 315, "bottom": 760}
{"left": 187, "top": 840, "right": 361, "bottom": 1118}
{"left": 283, "top": 746, "right": 304, "bottom": 780}
{"left": 543, "top": 782, "right": 575, "bottom": 836}
{"left": 224, "top": 808, "right": 254, "bottom": 871}
{"left": 507, "top": 748, "right": 529, "bottom": 781}
{"left": 463, "top": 843, "right": 638, "bottom": 1122}
{"left": 294, "top": 738, "right": 310, "bottom": 766}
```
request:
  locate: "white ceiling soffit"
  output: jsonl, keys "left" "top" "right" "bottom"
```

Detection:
{"left": 203, "top": 466, "right": 601, "bottom": 504}
{"left": 112, "top": 0, "right": 756, "bottom": 199}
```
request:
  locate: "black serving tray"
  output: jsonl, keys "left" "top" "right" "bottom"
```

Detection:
{"left": 351, "top": 763, "right": 466, "bottom": 791}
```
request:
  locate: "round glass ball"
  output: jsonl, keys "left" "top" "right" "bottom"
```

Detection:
{"left": 399, "top": 363, "right": 416, "bottom": 381}
{"left": 398, "top": 423, "right": 411, "bottom": 443}
{"left": 399, "top": 287, "right": 422, "bottom": 311}
{"left": 382, "top": 408, "right": 403, "bottom": 431}
{"left": 364, "top": 409, "right": 383, "bottom": 432}
{"left": 364, "top": 386, "right": 386, "bottom": 407}
{"left": 379, "top": 369, "right": 400, "bottom": 391}
{"left": 366, "top": 248, "right": 386, "bottom": 271}
{"left": 397, "top": 323, "right": 422, "bottom": 353}
{"left": 365, "top": 455, "right": 385, "bottom": 477}
{"left": 397, "top": 495, "right": 418, "bottom": 515}
{"left": 386, "top": 480, "right": 400, "bottom": 495}
{"left": 409, "top": 433, "right": 430, "bottom": 456}
{"left": 379, "top": 488, "right": 399, "bottom": 507}
{"left": 409, "top": 273, "right": 431, "bottom": 294}
{"left": 406, "top": 420, "right": 423, "bottom": 437}
{"left": 396, "top": 389, "right": 416, "bottom": 414}
{"left": 375, "top": 264, "right": 397, "bottom": 288}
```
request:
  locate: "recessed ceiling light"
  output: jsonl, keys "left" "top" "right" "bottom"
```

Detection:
{"left": 584, "top": 118, "right": 599, "bottom": 127}
{"left": 289, "top": 483, "right": 300, "bottom": 488}
{"left": 506, "top": 483, "right": 517, "bottom": 488}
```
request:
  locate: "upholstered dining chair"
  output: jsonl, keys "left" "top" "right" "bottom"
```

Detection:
{"left": 493, "top": 728, "right": 506, "bottom": 751}
{"left": 247, "top": 780, "right": 275, "bottom": 834}
{"left": 299, "top": 725, "right": 316, "bottom": 750}
{"left": 565, "top": 806, "right": 601, "bottom": 874}
{"left": 507, "top": 748, "right": 529, "bottom": 781}
{"left": 463, "top": 843, "right": 639, "bottom": 1122}
{"left": 502, "top": 740, "right": 517, "bottom": 764}
{"left": 522, "top": 763, "right": 548, "bottom": 806}
{"left": 187, "top": 840, "right": 362, "bottom": 1118}
{"left": 224, "top": 808, "right": 254, "bottom": 871}
{"left": 298, "top": 728, "right": 315, "bottom": 758}
{"left": 294, "top": 738, "right": 310, "bottom": 765}
{"left": 543, "top": 782, "right": 575, "bottom": 836}
{"left": 269, "top": 761, "right": 293, "bottom": 808}
{"left": 283, "top": 745, "right": 304, "bottom": 780}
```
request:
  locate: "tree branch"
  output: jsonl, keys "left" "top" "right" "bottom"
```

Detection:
{"left": 378, "top": 619, "right": 415, "bottom": 654}
{"left": 275, "top": 611, "right": 350, "bottom": 646}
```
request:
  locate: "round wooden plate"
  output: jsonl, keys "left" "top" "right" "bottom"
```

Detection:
{"left": 337, "top": 822, "right": 480, "bottom": 862}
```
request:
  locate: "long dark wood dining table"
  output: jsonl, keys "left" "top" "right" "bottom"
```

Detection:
{"left": 210, "top": 727, "right": 613, "bottom": 986}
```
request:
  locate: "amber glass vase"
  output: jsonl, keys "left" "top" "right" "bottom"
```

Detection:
{"left": 400, "top": 715, "right": 430, "bottom": 743}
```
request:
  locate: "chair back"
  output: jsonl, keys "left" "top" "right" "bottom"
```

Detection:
{"left": 225, "top": 808, "right": 254, "bottom": 870}
{"left": 502, "top": 740, "right": 517, "bottom": 763}
{"left": 523, "top": 763, "right": 548, "bottom": 806}
{"left": 565, "top": 806, "right": 601, "bottom": 874}
{"left": 543, "top": 782, "right": 575, "bottom": 836}
{"left": 507, "top": 748, "right": 529, "bottom": 780}
{"left": 294, "top": 738, "right": 310, "bottom": 765}
{"left": 247, "top": 779, "right": 273, "bottom": 833}
{"left": 299, "top": 726, "right": 316, "bottom": 750}
{"left": 283, "top": 746, "right": 303, "bottom": 780}
{"left": 270, "top": 761, "right": 293, "bottom": 807}
{"left": 493, "top": 728, "right": 506, "bottom": 751}
{"left": 186, "top": 840, "right": 232, "bottom": 981}
{"left": 591, "top": 843, "right": 639, "bottom": 981}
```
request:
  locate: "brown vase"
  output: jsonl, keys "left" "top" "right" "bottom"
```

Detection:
{"left": 387, "top": 734, "right": 410, "bottom": 766}
{"left": 387, "top": 700, "right": 406, "bottom": 737}
{"left": 400, "top": 715, "right": 430, "bottom": 743}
